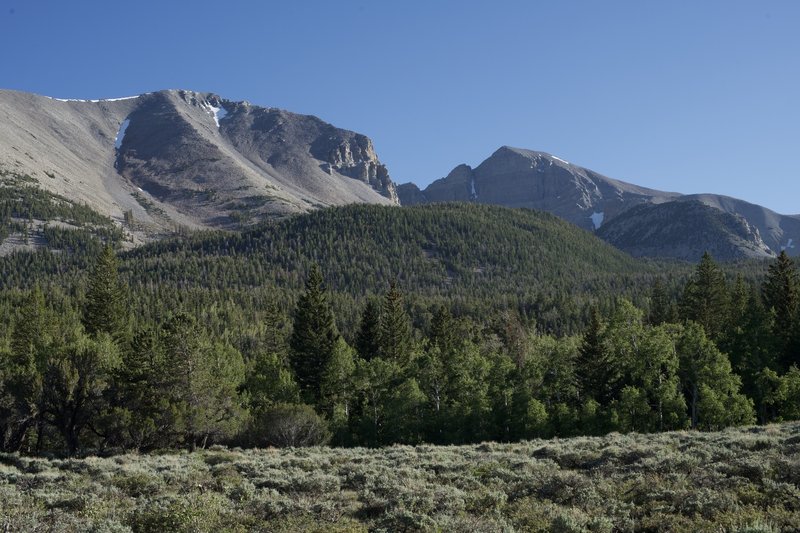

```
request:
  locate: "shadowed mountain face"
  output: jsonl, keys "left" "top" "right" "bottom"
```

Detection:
{"left": 596, "top": 201, "right": 774, "bottom": 261}
{"left": 0, "top": 89, "right": 397, "bottom": 242}
{"left": 399, "top": 146, "right": 799, "bottom": 258}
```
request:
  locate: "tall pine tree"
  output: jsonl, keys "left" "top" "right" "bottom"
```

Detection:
{"left": 679, "top": 251, "right": 730, "bottom": 342}
{"left": 355, "top": 299, "right": 381, "bottom": 361}
{"left": 377, "top": 281, "right": 413, "bottom": 366}
{"left": 289, "top": 265, "right": 338, "bottom": 404}
{"left": 83, "top": 246, "right": 128, "bottom": 343}
{"left": 762, "top": 251, "right": 799, "bottom": 369}
{"left": 648, "top": 278, "right": 673, "bottom": 325}
{"left": 576, "top": 307, "right": 616, "bottom": 404}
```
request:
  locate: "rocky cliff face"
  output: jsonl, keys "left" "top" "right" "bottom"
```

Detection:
{"left": 400, "top": 146, "right": 799, "bottom": 258}
{"left": 596, "top": 201, "right": 775, "bottom": 261}
{"left": 313, "top": 134, "right": 397, "bottom": 202}
{"left": 0, "top": 89, "right": 398, "bottom": 244}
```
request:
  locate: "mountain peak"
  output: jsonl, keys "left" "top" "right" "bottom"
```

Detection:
{"left": 397, "top": 145, "right": 799, "bottom": 258}
{"left": 0, "top": 89, "right": 399, "bottom": 250}
{"left": 492, "top": 146, "right": 570, "bottom": 165}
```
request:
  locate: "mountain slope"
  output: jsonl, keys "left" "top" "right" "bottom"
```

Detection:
{"left": 677, "top": 193, "right": 800, "bottom": 255}
{"left": 1, "top": 203, "right": 675, "bottom": 334}
{"left": 400, "top": 146, "right": 799, "bottom": 257}
{"left": 596, "top": 200, "right": 774, "bottom": 261}
{"left": 0, "top": 89, "right": 397, "bottom": 244}
{"left": 124, "top": 203, "right": 652, "bottom": 295}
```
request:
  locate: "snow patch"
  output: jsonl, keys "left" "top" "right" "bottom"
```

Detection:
{"left": 551, "top": 155, "right": 570, "bottom": 165}
{"left": 49, "top": 95, "right": 141, "bottom": 103}
{"left": 202, "top": 100, "right": 229, "bottom": 128}
{"left": 102, "top": 96, "right": 141, "bottom": 102}
{"left": 781, "top": 238, "right": 795, "bottom": 251}
{"left": 590, "top": 211, "right": 604, "bottom": 230}
{"left": 114, "top": 119, "right": 130, "bottom": 150}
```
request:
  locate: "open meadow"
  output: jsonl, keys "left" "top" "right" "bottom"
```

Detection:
{"left": 1, "top": 422, "right": 798, "bottom": 532}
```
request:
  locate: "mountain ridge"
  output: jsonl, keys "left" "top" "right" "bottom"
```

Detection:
{"left": 0, "top": 88, "right": 398, "bottom": 244}
{"left": 399, "top": 146, "right": 799, "bottom": 259}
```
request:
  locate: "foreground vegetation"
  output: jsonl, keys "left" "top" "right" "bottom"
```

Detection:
{"left": 1, "top": 422, "right": 798, "bottom": 532}
{"left": 1, "top": 236, "right": 798, "bottom": 456}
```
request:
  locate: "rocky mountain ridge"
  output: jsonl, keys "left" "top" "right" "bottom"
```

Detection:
{"left": 0, "top": 89, "right": 398, "bottom": 246}
{"left": 399, "top": 146, "right": 798, "bottom": 259}
{"left": 597, "top": 200, "right": 774, "bottom": 260}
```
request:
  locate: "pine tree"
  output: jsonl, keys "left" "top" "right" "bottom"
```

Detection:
{"left": 648, "top": 278, "right": 672, "bottom": 325}
{"left": 289, "top": 265, "right": 338, "bottom": 404}
{"left": 11, "top": 286, "right": 51, "bottom": 362}
{"left": 762, "top": 251, "right": 799, "bottom": 369}
{"left": 245, "top": 351, "right": 300, "bottom": 416}
{"left": 107, "top": 327, "right": 173, "bottom": 451}
{"left": 429, "top": 305, "right": 456, "bottom": 355}
{"left": 355, "top": 299, "right": 381, "bottom": 360}
{"left": 679, "top": 251, "right": 730, "bottom": 342}
{"left": 723, "top": 290, "right": 778, "bottom": 402}
{"left": 576, "top": 307, "right": 616, "bottom": 404}
{"left": 83, "top": 246, "right": 128, "bottom": 343}
{"left": 377, "top": 281, "right": 413, "bottom": 366}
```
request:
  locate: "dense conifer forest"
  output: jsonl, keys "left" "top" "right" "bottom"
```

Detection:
{"left": 1, "top": 202, "right": 797, "bottom": 456}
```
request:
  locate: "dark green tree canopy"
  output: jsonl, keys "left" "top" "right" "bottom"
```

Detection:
{"left": 289, "top": 264, "right": 339, "bottom": 405}
{"left": 762, "top": 251, "right": 799, "bottom": 369}
{"left": 83, "top": 246, "right": 128, "bottom": 342}
{"left": 377, "top": 280, "right": 413, "bottom": 366}
{"left": 679, "top": 251, "right": 730, "bottom": 342}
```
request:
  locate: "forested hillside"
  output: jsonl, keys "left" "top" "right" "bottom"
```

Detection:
{"left": 1, "top": 203, "right": 690, "bottom": 336}
{"left": 0, "top": 201, "right": 798, "bottom": 457}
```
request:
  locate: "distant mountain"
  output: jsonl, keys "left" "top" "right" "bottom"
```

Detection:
{"left": 596, "top": 200, "right": 774, "bottom": 261}
{"left": 0, "top": 89, "right": 397, "bottom": 248}
{"left": 398, "top": 147, "right": 678, "bottom": 230}
{"left": 677, "top": 194, "right": 799, "bottom": 256}
{"left": 399, "top": 146, "right": 799, "bottom": 258}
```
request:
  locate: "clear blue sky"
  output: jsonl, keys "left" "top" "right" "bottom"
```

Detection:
{"left": 1, "top": 0, "right": 798, "bottom": 214}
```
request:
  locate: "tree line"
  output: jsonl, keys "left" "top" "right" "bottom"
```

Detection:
{"left": 0, "top": 247, "right": 798, "bottom": 456}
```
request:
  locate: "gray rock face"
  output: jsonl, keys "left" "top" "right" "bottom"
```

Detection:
{"left": 0, "top": 89, "right": 398, "bottom": 242}
{"left": 596, "top": 201, "right": 775, "bottom": 261}
{"left": 404, "top": 147, "right": 678, "bottom": 230}
{"left": 396, "top": 183, "right": 426, "bottom": 205}
{"left": 401, "top": 146, "right": 799, "bottom": 257}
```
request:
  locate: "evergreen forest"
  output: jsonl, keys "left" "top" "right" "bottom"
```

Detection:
{"left": 1, "top": 203, "right": 798, "bottom": 456}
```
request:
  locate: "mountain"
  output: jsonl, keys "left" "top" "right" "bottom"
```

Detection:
{"left": 400, "top": 146, "right": 799, "bottom": 258}
{"left": 596, "top": 200, "right": 774, "bottom": 261}
{"left": 677, "top": 193, "right": 800, "bottom": 256}
{"left": 0, "top": 89, "right": 397, "bottom": 247}
{"left": 398, "top": 147, "right": 679, "bottom": 230}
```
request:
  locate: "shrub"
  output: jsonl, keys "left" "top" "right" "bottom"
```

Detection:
{"left": 247, "top": 403, "right": 330, "bottom": 448}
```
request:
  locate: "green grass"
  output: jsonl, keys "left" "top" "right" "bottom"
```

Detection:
{"left": 1, "top": 422, "right": 798, "bottom": 532}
